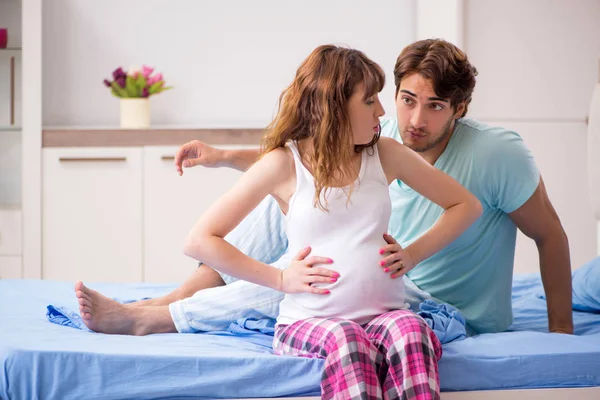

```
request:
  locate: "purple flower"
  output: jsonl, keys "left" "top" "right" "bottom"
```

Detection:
{"left": 103, "top": 79, "right": 112, "bottom": 87}
{"left": 142, "top": 87, "right": 149, "bottom": 98}
{"left": 112, "top": 67, "right": 126, "bottom": 80}
{"left": 116, "top": 76, "right": 126, "bottom": 88}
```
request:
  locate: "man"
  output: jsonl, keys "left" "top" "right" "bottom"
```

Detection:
{"left": 75, "top": 39, "right": 573, "bottom": 336}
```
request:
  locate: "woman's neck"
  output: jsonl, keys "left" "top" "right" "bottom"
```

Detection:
{"left": 295, "top": 139, "right": 361, "bottom": 186}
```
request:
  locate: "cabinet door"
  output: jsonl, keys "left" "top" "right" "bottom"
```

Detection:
{"left": 0, "top": 209, "right": 21, "bottom": 256}
{"left": 0, "top": 257, "right": 22, "bottom": 279}
{"left": 143, "top": 145, "right": 250, "bottom": 283}
{"left": 43, "top": 148, "right": 143, "bottom": 282}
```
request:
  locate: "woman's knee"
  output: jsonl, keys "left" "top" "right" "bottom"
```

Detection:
{"left": 320, "top": 319, "right": 382, "bottom": 368}
{"left": 378, "top": 310, "right": 429, "bottom": 335}
{"left": 377, "top": 311, "right": 442, "bottom": 360}
{"left": 324, "top": 319, "right": 371, "bottom": 347}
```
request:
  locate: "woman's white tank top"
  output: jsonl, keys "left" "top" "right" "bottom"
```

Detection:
{"left": 276, "top": 141, "right": 407, "bottom": 326}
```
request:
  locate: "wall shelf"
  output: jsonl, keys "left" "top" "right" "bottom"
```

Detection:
{"left": 0, "top": 48, "right": 22, "bottom": 56}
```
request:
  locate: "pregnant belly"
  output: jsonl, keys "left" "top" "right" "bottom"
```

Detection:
{"left": 279, "top": 241, "right": 407, "bottom": 324}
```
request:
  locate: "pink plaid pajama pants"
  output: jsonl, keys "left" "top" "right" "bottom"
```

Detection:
{"left": 273, "top": 310, "right": 442, "bottom": 400}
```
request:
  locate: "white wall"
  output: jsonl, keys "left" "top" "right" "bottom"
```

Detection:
{"left": 465, "top": 0, "right": 600, "bottom": 121}
{"left": 417, "top": 0, "right": 463, "bottom": 47}
{"left": 42, "top": 0, "right": 416, "bottom": 127}
{"left": 464, "top": 0, "right": 600, "bottom": 272}
{"left": 37, "top": 0, "right": 600, "bottom": 274}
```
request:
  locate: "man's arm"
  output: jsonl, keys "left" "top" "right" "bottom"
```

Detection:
{"left": 174, "top": 140, "right": 261, "bottom": 175}
{"left": 509, "top": 176, "right": 573, "bottom": 334}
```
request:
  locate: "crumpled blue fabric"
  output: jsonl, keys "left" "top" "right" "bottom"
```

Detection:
{"left": 228, "top": 299, "right": 467, "bottom": 345}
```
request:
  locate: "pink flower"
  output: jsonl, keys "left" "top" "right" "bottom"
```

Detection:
{"left": 141, "top": 65, "right": 154, "bottom": 79}
{"left": 147, "top": 73, "right": 163, "bottom": 85}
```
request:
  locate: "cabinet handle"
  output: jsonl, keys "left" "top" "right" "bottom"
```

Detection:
{"left": 10, "top": 56, "right": 15, "bottom": 126}
{"left": 161, "top": 156, "right": 175, "bottom": 161}
{"left": 59, "top": 157, "right": 127, "bottom": 162}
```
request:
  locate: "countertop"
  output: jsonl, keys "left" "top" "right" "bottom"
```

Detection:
{"left": 42, "top": 127, "right": 264, "bottom": 147}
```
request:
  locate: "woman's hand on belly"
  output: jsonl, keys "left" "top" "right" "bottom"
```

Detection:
{"left": 279, "top": 246, "right": 339, "bottom": 294}
{"left": 379, "top": 233, "right": 416, "bottom": 279}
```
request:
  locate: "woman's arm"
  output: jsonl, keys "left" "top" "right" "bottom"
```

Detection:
{"left": 378, "top": 137, "right": 483, "bottom": 268}
{"left": 183, "top": 147, "right": 335, "bottom": 293}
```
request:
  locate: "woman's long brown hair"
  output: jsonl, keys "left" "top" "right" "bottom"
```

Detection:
{"left": 261, "top": 44, "right": 385, "bottom": 210}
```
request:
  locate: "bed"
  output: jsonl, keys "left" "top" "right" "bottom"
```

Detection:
{"left": 1, "top": 265, "right": 600, "bottom": 400}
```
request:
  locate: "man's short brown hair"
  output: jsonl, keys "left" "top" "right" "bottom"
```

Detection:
{"left": 394, "top": 39, "right": 478, "bottom": 117}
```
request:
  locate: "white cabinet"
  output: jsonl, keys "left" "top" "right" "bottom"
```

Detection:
{"left": 41, "top": 145, "right": 250, "bottom": 283}
{"left": 0, "top": 208, "right": 22, "bottom": 279}
{"left": 42, "top": 148, "right": 143, "bottom": 282}
{"left": 0, "top": 257, "right": 22, "bottom": 279}
{"left": 0, "top": 209, "right": 21, "bottom": 256}
{"left": 142, "top": 146, "right": 248, "bottom": 283}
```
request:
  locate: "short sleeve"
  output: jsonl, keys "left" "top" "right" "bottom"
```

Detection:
{"left": 476, "top": 129, "right": 540, "bottom": 213}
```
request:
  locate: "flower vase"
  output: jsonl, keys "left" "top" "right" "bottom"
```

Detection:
{"left": 120, "top": 98, "right": 150, "bottom": 129}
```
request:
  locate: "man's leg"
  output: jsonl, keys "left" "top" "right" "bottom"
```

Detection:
{"left": 75, "top": 196, "right": 289, "bottom": 335}
{"left": 169, "top": 275, "right": 286, "bottom": 333}
{"left": 75, "top": 272, "right": 285, "bottom": 335}
{"left": 126, "top": 265, "right": 226, "bottom": 308}
{"left": 126, "top": 195, "right": 289, "bottom": 308}
{"left": 75, "top": 281, "right": 177, "bottom": 335}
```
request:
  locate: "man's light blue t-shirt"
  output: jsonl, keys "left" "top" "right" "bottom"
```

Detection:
{"left": 381, "top": 118, "right": 540, "bottom": 333}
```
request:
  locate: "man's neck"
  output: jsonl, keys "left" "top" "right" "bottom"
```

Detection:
{"left": 419, "top": 120, "right": 458, "bottom": 165}
{"left": 421, "top": 134, "right": 453, "bottom": 165}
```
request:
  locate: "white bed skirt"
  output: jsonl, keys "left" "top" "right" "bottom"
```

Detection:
{"left": 243, "top": 386, "right": 600, "bottom": 400}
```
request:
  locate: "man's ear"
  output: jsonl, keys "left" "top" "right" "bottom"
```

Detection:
{"left": 453, "top": 102, "right": 466, "bottom": 119}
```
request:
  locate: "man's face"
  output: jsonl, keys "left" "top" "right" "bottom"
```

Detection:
{"left": 396, "top": 73, "right": 464, "bottom": 154}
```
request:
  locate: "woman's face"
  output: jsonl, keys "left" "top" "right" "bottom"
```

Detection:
{"left": 347, "top": 83, "right": 386, "bottom": 145}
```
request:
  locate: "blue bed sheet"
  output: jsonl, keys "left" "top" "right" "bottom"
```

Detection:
{"left": 0, "top": 280, "right": 321, "bottom": 400}
{"left": 439, "top": 273, "right": 600, "bottom": 391}
{"left": 1, "top": 274, "right": 599, "bottom": 399}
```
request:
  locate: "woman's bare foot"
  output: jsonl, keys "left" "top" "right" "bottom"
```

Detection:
{"left": 74, "top": 281, "right": 176, "bottom": 335}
